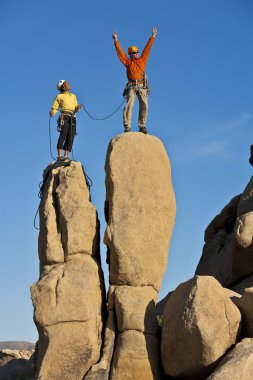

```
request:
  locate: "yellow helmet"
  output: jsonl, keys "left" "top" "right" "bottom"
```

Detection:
{"left": 128, "top": 46, "right": 138, "bottom": 54}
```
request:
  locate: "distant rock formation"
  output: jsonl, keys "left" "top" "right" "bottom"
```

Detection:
{"left": 90, "top": 133, "right": 176, "bottom": 380}
{"left": 161, "top": 175, "right": 253, "bottom": 379}
{"left": 0, "top": 342, "right": 35, "bottom": 351}
{"left": 0, "top": 349, "right": 34, "bottom": 380}
{"left": 196, "top": 177, "right": 253, "bottom": 287}
{"left": 31, "top": 161, "right": 105, "bottom": 380}
{"left": 0, "top": 349, "right": 33, "bottom": 366}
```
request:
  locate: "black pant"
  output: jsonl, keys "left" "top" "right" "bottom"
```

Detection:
{"left": 57, "top": 116, "right": 76, "bottom": 152}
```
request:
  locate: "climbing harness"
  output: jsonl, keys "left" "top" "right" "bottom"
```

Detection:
{"left": 122, "top": 78, "right": 150, "bottom": 100}
{"left": 133, "top": 59, "right": 150, "bottom": 90}
{"left": 123, "top": 59, "right": 151, "bottom": 97}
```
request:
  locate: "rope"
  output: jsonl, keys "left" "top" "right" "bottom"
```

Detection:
{"left": 49, "top": 117, "right": 57, "bottom": 161}
{"left": 70, "top": 114, "right": 75, "bottom": 161}
{"left": 84, "top": 171, "right": 92, "bottom": 190}
{"left": 33, "top": 179, "right": 45, "bottom": 230}
{"left": 33, "top": 207, "right": 40, "bottom": 230}
{"left": 82, "top": 99, "right": 125, "bottom": 121}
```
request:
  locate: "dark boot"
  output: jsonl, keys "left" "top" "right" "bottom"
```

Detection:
{"left": 139, "top": 127, "right": 148, "bottom": 134}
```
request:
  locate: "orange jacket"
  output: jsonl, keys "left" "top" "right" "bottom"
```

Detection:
{"left": 114, "top": 36, "right": 155, "bottom": 81}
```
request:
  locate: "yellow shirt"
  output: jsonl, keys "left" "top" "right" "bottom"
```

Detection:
{"left": 50, "top": 92, "right": 78, "bottom": 116}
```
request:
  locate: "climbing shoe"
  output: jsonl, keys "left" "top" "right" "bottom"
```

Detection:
{"left": 124, "top": 128, "right": 131, "bottom": 132}
{"left": 139, "top": 127, "right": 148, "bottom": 134}
{"left": 58, "top": 156, "right": 70, "bottom": 161}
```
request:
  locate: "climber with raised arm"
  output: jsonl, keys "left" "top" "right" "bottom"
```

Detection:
{"left": 49, "top": 80, "right": 83, "bottom": 160}
{"left": 112, "top": 27, "right": 157, "bottom": 134}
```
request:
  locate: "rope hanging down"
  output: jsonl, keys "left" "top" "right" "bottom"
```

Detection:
{"left": 49, "top": 116, "right": 57, "bottom": 161}
{"left": 33, "top": 178, "right": 48, "bottom": 231}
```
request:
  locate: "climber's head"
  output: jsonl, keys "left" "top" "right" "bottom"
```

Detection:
{"left": 56, "top": 80, "right": 70, "bottom": 92}
{"left": 128, "top": 46, "right": 139, "bottom": 59}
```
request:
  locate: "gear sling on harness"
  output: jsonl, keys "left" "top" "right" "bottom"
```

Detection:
{"left": 122, "top": 60, "right": 150, "bottom": 99}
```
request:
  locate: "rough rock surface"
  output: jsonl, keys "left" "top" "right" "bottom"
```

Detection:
{"left": 0, "top": 350, "right": 35, "bottom": 380}
{"left": 107, "top": 284, "right": 161, "bottom": 380}
{"left": 234, "top": 287, "right": 253, "bottom": 337}
{"left": 232, "top": 274, "right": 253, "bottom": 294}
{"left": 110, "top": 331, "right": 161, "bottom": 380}
{"left": 196, "top": 177, "right": 253, "bottom": 287}
{"left": 31, "top": 161, "right": 105, "bottom": 380}
{"left": 161, "top": 276, "right": 241, "bottom": 379}
{"left": 237, "top": 177, "right": 253, "bottom": 216}
{"left": 114, "top": 285, "right": 158, "bottom": 334}
{"left": 84, "top": 310, "right": 116, "bottom": 380}
{"left": 38, "top": 161, "right": 100, "bottom": 267}
{"left": 31, "top": 255, "right": 102, "bottom": 326}
{"left": 102, "top": 133, "right": 176, "bottom": 380}
{"left": 104, "top": 133, "right": 176, "bottom": 290}
{"left": 207, "top": 338, "right": 253, "bottom": 380}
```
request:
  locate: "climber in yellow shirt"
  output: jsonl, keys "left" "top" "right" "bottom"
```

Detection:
{"left": 49, "top": 80, "right": 83, "bottom": 160}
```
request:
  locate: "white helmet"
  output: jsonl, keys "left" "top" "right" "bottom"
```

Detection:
{"left": 56, "top": 79, "right": 65, "bottom": 91}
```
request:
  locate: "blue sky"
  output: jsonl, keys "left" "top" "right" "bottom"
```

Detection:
{"left": 1, "top": 0, "right": 253, "bottom": 342}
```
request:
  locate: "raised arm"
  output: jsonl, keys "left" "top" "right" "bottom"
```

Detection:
{"left": 141, "top": 26, "right": 157, "bottom": 63}
{"left": 112, "top": 30, "right": 129, "bottom": 66}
